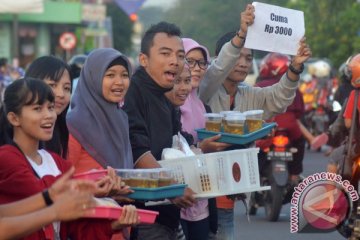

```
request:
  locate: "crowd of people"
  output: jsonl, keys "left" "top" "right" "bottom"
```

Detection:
{"left": 0, "top": 2, "right": 359, "bottom": 240}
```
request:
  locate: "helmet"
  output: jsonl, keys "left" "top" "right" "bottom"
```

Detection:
{"left": 346, "top": 53, "right": 360, "bottom": 88}
{"left": 259, "top": 53, "right": 290, "bottom": 80}
{"left": 68, "top": 54, "right": 87, "bottom": 69}
{"left": 309, "top": 60, "right": 331, "bottom": 78}
{"left": 68, "top": 54, "right": 87, "bottom": 79}
{"left": 338, "top": 56, "right": 353, "bottom": 83}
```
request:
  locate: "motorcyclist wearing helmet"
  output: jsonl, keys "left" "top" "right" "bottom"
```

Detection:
{"left": 335, "top": 57, "right": 356, "bottom": 106}
{"left": 343, "top": 53, "right": 360, "bottom": 128}
{"left": 311, "top": 54, "right": 360, "bottom": 173}
{"left": 255, "top": 53, "right": 314, "bottom": 184}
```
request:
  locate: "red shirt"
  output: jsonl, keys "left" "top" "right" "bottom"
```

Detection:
{"left": 68, "top": 134, "right": 103, "bottom": 174}
{"left": 256, "top": 79, "right": 304, "bottom": 141}
{"left": 0, "top": 145, "right": 114, "bottom": 240}
{"left": 343, "top": 90, "right": 360, "bottom": 120}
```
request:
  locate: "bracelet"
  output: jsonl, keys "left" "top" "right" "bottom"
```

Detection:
{"left": 236, "top": 30, "right": 246, "bottom": 40}
{"left": 288, "top": 63, "right": 304, "bottom": 75}
{"left": 42, "top": 189, "right": 53, "bottom": 206}
{"left": 230, "top": 39, "right": 242, "bottom": 49}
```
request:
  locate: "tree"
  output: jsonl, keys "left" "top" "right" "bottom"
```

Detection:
{"left": 164, "top": 0, "right": 246, "bottom": 55}
{"left": 138, "top": 6, "right": 165, "bottom": 31}
{"left": 106, "top": 2, "right": 134, "bottom": 54}
{"left": 162, "top": 0, "right": 360, "bottom": 67}
{"left": 288, "top": 0, "right": 360, "bottom": 68}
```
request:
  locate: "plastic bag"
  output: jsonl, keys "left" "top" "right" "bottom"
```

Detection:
{"left": 161, "top": 132, "right": 195, "bottom": 160}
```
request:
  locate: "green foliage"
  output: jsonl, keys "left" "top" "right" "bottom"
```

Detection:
{"left": 162, "top": 0, "right": 360, "bottom": 68}
{"left": 138, "top": 6, "right": 165, "bottom": 31}
{"left": 106, "top": 2, "right": 134, "bottom": 54}
{"left": 164, "top": 0, "right": 247, "bottom": 55}
{"left": 285, "top": 0, "right": 360, "bottom": 68}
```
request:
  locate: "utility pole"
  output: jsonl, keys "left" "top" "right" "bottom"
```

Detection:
{"left": 12, "top": 14, "right": 19, "bottom": 67}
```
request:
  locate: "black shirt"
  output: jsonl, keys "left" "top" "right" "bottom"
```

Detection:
{"left": 123, "top": 66, "right": 180, "bottom": 230}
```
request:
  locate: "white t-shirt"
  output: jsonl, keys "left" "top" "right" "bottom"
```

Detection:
{"left": 26, "top": 149, "right": 61, "bottom": 239}
{"left": 27, "top": 149, "right": 61, "bottom": 178}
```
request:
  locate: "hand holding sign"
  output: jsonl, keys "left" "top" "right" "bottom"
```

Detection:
{"left": 286, "top": 37, "right": 312, "bottom": 82}
{"left": 244, "top": 2, "right": 305, "bottom": 55}
{"left": 232, "top": 4, "right": 255, "bottom": 48}
{"left": 292, "top": 37, "right": 312, "bottom": 67}
{"left": 240, "top": 4, "right": 255, "bottom": 36}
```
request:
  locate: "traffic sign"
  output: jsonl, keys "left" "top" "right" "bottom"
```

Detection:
{"left": 59, "top": 32, "right": 77, "bottom": 50}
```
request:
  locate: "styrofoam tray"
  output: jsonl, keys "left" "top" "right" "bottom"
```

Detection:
{"left": 196, "top": 122, "right": 276, "bottom": 145}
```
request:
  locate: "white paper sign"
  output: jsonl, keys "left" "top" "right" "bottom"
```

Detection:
{"left": 244, "top": 2, "right": 305, "bottom": 56}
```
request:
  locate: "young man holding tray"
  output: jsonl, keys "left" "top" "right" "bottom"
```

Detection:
{"left": 199, "top": 31, "right": 312, "bottom": 239}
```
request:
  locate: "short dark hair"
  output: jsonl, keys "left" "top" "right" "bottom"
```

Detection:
{"left": 26, "top": 56, "right": 71, "bottom": 84}
{"left": 25, "top": 55, "right": 71, "bottom": 158}
{"left": 215, "top": 31, "right": 254, "bottom": 56}
{"left": 0, "top": 78, "right": 54, "bottom": 145}
{"left": 141, "top": 21, "right": 182, "bottom": 56}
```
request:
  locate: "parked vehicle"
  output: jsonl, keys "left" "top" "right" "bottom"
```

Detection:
{"left": 250, "top": 128, "right": 298, "bottom": 221}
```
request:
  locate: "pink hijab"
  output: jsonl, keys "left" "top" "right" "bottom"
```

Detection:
{"left": 180, "top": 38, "right": 210, "bottom": 143}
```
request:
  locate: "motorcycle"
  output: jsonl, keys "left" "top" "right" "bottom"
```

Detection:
{"left": 337, "top": 90, "right": 360, "bottom": 239}
{"left": 300, "top": 60, "right": 339, "bottom": 139}
{"left": 250, "top": 128, "right": 298, "bottom": 221}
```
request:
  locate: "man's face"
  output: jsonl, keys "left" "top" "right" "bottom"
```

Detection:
{"left": 226, "top": 48, "right": 253, "bottom": 83}
{"left": 140, "top": 33, "right": 185, "bottom": 89}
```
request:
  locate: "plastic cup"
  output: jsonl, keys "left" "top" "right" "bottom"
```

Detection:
{"left": 116, "top": 170, "right": 131, "bottom": 186}
{"left": 244, "top": 110, "right": 264, "bottom": 133}
{"left": 224, "top": 114, "right": 246, "bottom": 135}
{"left": 158, "top": 168, "right": 175, "bottom": 187}
{"left": 117, "top": 169, "right": 159, "bottom": 188}
{"left": 204, "top": 113, "right": 222, "bottom": 132}
{"left": 145, "top": 169, "right": 160, "bottom": 188}
{"left": 220, "top": 111, "right": 242, "bottom": 126}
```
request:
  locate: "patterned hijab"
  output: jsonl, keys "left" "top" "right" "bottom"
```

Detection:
{"left": 67, "top": 48, "right": 133, "bottom": 169}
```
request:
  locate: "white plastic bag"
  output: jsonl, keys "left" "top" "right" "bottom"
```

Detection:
{"left": 161, "top": 132, "right": 195, "bottom": 160}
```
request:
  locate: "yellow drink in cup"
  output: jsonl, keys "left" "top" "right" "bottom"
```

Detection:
{"left": 224, "top": 114, "right": 246, "bottom": 135}
{"left": 204, "top": 113, "right": 222, "bottom": 132}
{"left": 220, "top": 111, "right": 241, "bottom": 129}
{"left": 244, "top": 110, "right": 264, "bottom": 133}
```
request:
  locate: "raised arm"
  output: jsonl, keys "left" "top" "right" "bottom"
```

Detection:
{"left": 199, "top": 4, "right": 255, "bottom": 103}
{"left": 236, "top": 37, "right": 312, "bottom": 119}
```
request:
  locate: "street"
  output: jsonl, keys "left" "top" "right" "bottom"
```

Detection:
{"left": 234, "top": 148, "right": 345, "bottom": 239}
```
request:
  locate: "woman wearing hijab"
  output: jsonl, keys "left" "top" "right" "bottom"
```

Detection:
{"left": 67, "top": 48, "right": 137, "bottom": 240}
{"left": 67, "top": 48, "right": 133, "bottom": 173}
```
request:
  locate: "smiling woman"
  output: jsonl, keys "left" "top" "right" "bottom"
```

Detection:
{"left": 0, "top": 78, "right": 138, "bottom": 239}
{"left": 66, "top": 48, "right": 138, "bottom": 239}
{"left": 66, "top": 48, "right": 134, "bottom": 172}
{"left": 25, "top": 56, "right": 72, "bottom": 159}
{"left": 165, "top": 65, "right": 192, "bottom": 107}
{"left": 102, "top": 58, "right": 130, "bottom": 103}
